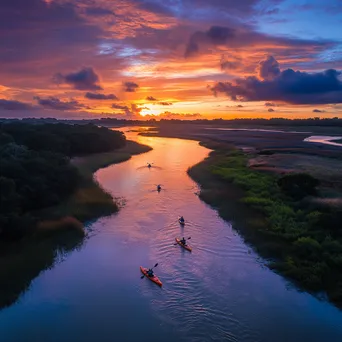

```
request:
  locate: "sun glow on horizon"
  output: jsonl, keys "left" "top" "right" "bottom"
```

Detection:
{"left": 140, "top": 108, "right": 161, "bottom": 116}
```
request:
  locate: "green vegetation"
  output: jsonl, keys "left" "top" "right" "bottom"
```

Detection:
{"left": 0, "top": 123, "right": 151, "bottom": 239}
{"left": 44, "top": 140, "right": 152, "bottom": 223}
{"left": 0, "top": 123, "right": 152, "bottom": 310}
{"left": 189, "top": 142, "right": 342, "bottom": 308}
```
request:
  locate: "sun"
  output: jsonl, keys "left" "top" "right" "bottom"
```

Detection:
{"left": 140, "top": 108, "right": 161, "bottom": 116}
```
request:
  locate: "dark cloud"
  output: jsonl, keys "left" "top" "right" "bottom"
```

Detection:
{"left": 54, "top": 67, "right": 102, "bottom": 90}
{"left": 146, "top": 96, "right": 158, "bottom": 101}
{"left": 123, "top": 81, "right": 139, "bottom": 92}
{"left": 0, "top": 98, "right": 33, "bottom": 110}
{"left": 257, "top": 56, "right": 280, "bottom": 80}
{"left": 211, "top": 56, "right": 342, "bottom": 104}
{"left": 313, "top": 109, "right": 325, "bottom": 113}
{"left": 85, "top": 92, "right": 118, "bottom": 100}
{"left": 112, "top": 103, "right": 130, "bottom": 111}
{"left": 186, "top": 26, "right": 235, "bottom": 57}
{"left": 159, "top": 102, "right": 173, "bottom": 106}
{"left": 185, "top": 25, "right": 335, "bottom": 58}
{"left": 268, "top": 108, "right": 275, "bottom": 112}
{"left": 0, "top": 0, "right": 103, "bottom": 82}
{"left": 265, "top": 102, "right": 276, "bottom": 107}
{"left": 35, "top": 96, "right": 87, "bottom": 111}
{"left": 85, "top": 7, "right": 115, "bottom": 16}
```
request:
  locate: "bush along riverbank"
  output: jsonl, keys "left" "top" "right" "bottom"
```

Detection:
{"left": 0, "top": 123, "right": 151, "bottom": 310}
{"left": 188, "top": 141, "right": 342, "bottom": 308}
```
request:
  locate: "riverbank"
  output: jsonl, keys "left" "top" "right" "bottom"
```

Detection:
{"left": 0, "top": 139, "right": 152, "bottom": 311}
{"left": 188, "top": 141, "right": 342, "bottom": 308}
{"left": 40, "top": 140, "right": 152, "bottom": 225}
{"left": 140, "top": 126, "right": 342, "bottom": 308}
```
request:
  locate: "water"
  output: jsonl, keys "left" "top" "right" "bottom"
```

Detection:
{"left": 1, "top": 130, "right": 342, "bottom": 342}
{"left": 304, "top": 135, "right": 342, "bottom": 147}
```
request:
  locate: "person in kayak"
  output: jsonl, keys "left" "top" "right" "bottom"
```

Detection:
{"left": 157, "top": 184, "right": 161, "bottom": 191}
{"left": 179, "top": 216, "right": 185, "bottom": 223}
{"left": 180, "top": 237, "right": 187, "bottom": 245}
{"left": 147, "top": 269, "right": 154, "bottom": 277}
{"left": 147, "top": 163, "right": 152, "bottom": 168}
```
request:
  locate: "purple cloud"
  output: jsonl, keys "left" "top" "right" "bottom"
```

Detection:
{"left": 313, "top": 109, "right": 325, "bottom": 113}
{"left": 265, "top": 102, "right": 276, "bottom": 107}
{"left": 268, "top": 108, "right": 275, "bottom": 112}
{"left": 258, "top": 56, "right": 280, "bottom": 80}
{"left": 35, "top": 96, "right": 88, "bottom": 111}
{"left": 0, "top": 99, "right": 33, "bottom": 110}
{"left": 54, "top": 67, "right": 102, "bottom": 90}
{"left": 211, "top": 56, "right": 342, "bottom": 104}
{"left": 85, "top": 92, "right": 118, "bottom": 100}
{"left": 123, "top": 81, "right": 139, "bottom": 92}
{"left": 112, "top": 104, "right": 129, "bottom": 111}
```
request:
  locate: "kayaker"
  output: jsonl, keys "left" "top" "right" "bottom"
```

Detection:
{"left": 180, "top": 237, "right": 187, "bottom": 245}
{"left": 147, "top": 163, "right": 152, "bottom": 168}
{"left": 179, "top": 216, "right": 185, "bottom": 223}
{"left": 147, "top": 269, "right": 154, "bottom": 277}
{"left": 157, "top": 184, "right": 161, "bottom": 191}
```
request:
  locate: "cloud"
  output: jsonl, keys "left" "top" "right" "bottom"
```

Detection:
{"left": 146, "top": 96, "right": 158, "bottom": 101}
{"left": 111, "top": 103, "right": 130, "bottom": 111}
{"left": 54, "top": 67, "right": 102, "bottom": 90}
{"left": 0, "top": 99, "right": 33, "bottom": 110}
{"left": 313, "top": 109, "right": 325, "bottom": 113}
{"left": 257, "top": 56, "right": 280, "bottom": 80}
{"left": 185, "top": 24, "right": 335, "bottom": 59}
{"left": 159, "top": 102, "right": 173, "bottom": 106}
{"left": 35, "top": 96, "right": 88, "bottom": 111}
{"left": 265, "top": 102, "right": 276, "bottom": 107}
{"left": 211, "top": 56, "right": 342, "bottom": 104}
{"left": 185, "top": 26, "right": 235, "bottom": 57}
{"left": 85, "top": 7, "right": 114, "bottom": 16}
{"left": 123, "top": 81, "right": 139, "bottom": 92}
{"left": 226, "top": 104, "right": 244, "bottom": 108}
{"left": 85, "top": 92, "right": 118, "bottom": 100}
{"left": 268, "top": 108, "right": 275, "bottom": 112}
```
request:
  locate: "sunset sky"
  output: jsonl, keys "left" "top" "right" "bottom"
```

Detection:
{"left": 0, "top": 0, "right": 341, "bottom": 119}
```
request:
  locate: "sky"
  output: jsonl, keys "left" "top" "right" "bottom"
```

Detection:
{"left": 0, "top": 0, "right": 341, "bottom": 120}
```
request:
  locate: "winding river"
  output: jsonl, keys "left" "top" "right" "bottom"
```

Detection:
{"left": 1, "top": 130, "right": 342, "bottom": 342}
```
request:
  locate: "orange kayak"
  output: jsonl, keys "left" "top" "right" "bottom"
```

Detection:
{"left": 175, "top": 238, "right": 192, "bottom": 252}
{"left": 140, "top": 267, "right": 162, "bottom": 287}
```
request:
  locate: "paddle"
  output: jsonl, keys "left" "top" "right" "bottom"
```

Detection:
{"left": 141, "top": 263, "right": 158, "bottom": 279}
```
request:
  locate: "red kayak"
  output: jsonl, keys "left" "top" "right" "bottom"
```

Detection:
{"left": 140, "top": 266, "right": 162, "bottom": 287}
{"left": 175, "top": 238, "right": 192, "bottom": 252}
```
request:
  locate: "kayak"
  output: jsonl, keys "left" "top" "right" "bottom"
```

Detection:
{"left": 179, "top": 218, "right": 185, "bottom": 225}
{"left": 175, "top": 238, "right": 192, "bottom": 252}
{"left": 140, "top": 266, "right": 162, "bottom": 287}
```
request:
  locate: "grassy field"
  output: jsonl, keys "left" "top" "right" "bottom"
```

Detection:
{"left": 188, "top": 141, "right": 342, "bottom": 308}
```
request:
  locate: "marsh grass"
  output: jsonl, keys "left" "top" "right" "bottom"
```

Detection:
{"left": 188, "top": 142, "right": 342, "bottom": 308}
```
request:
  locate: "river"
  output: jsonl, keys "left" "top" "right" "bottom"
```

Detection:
{"left": 1, "top": 130, "right": 342, "bottom": 342}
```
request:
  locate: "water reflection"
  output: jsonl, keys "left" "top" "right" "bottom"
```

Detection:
{"left": 304, "top": 135, "right": 342, "bottom": 147}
